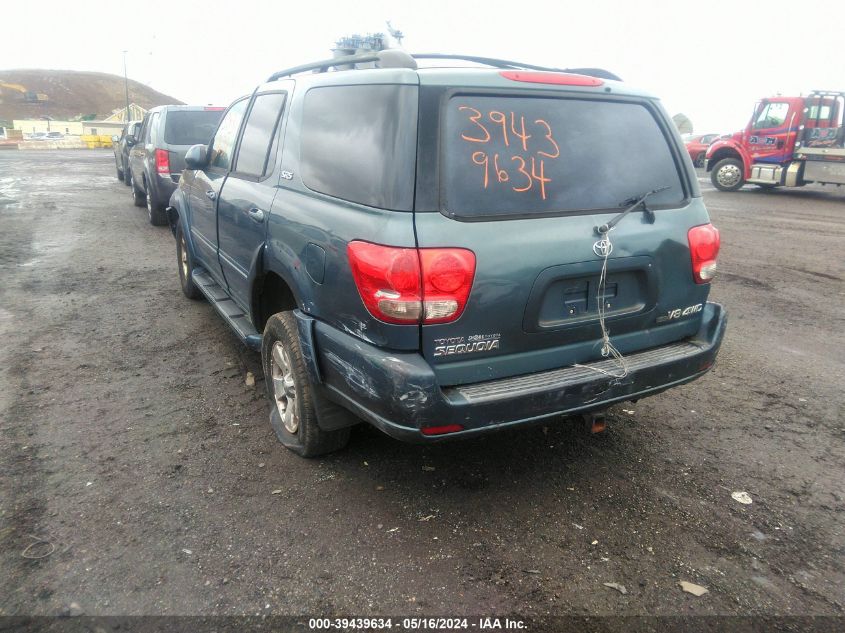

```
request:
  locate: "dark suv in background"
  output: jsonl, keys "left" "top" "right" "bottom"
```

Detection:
{"left": 112, "top": 120, "right": 141, "bottom": 184}
{"left": 168, "top": 51, "right": 727, "bottom": 457}
{"left": 127, "top": 105, "right": 224, "bottom": 225}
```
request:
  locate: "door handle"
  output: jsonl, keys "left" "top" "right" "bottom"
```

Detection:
{"left": 205, "top": 190, "right": 216, "bottom": 200}
{"left": 247, "top": 207, "right": 266, "bottom": 223}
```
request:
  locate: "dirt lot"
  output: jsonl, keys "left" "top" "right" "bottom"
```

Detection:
{"left": 1, "top": 151, "right": 843, "bottom": 621}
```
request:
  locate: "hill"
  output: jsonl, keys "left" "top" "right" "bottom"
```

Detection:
{"left": 0, "top": 69, "right": 183, "bottom": 123}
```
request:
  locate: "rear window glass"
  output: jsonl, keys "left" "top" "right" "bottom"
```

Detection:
{"left": 164, "top": 110, "right": 224, "bottom": 146}
{"left": 300, "top": 85, "right": 417, "bottom": 210}
{"left": 443, "top": 96, "right": 684, "bottom": 218}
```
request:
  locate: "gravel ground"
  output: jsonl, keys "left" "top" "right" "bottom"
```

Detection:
{"left": 1, "top": 151, "right": 843, "bottom": 621}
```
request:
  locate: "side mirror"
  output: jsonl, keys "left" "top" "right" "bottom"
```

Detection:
{"left": 125, "top": 135, "right": 136, "bottom": 146}
{"left": 185, "top": 144, "right": 209, "bottom": 170}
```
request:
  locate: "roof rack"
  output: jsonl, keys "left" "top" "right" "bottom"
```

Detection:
{"left": 267, "top": 50, "right": 417, "bottom": 81}
{"left": 808, "top": 90, "right": 845, "bottom": 97}
{"left": 267, "top": 51, "right": 621, "bottom": 82}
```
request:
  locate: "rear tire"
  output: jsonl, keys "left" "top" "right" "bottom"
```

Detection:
{"left": 147, "top": 187, "right": 168, "bottom": 226}
{"left": 176, "top": 224, "right": 203, "bottom": 300}
{"left": 711, "top": 158, "right": 745, "bottom": 192}
{"left": 262, "top": 312, "right": 351, "bottom": 457}
{"left": 123, "top": 167, "right": 132, "bottom": 186}
{"left": 116, "top": 164, "right": 124, "bottom": 180}
{"left": 130, "top": 173, "right": 145, "bottom": 207}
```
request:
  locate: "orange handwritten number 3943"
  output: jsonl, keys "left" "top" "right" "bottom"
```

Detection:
{"left": 535, "top": 119, "right": 560, "bottom": 158}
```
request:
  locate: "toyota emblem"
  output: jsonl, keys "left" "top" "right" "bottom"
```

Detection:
{"left": 593, "top": 238, "right": 613, "bottom": 258}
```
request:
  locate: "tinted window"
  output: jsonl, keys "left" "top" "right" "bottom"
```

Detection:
{"left": 144, "top": 113, "right": 158, "bottom": 143}
{"left": 164, "top": 110, "right": 225, "bottom": 146}
{"left": 443, "top": 96, "right": 684, "bottom": 218}
{"left": 137, "top": 116, "right": 150, "bottom": 143}
{"left": 300, "top": 85, "right": 418, "bottom": 210}
{"left": 234, "top": 93, "right": 286, "bottom": 177}
{"left": 209, "top": 100, "right": 248, "bottom": 170}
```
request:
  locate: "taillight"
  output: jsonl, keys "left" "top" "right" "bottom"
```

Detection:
{"left": 155, "top": 149, "right": 170, "bottom": 174}
{"left": 419, "top": 249, "right": 476, "bottom": 323}
{"left": 688, "top": 224, "right": 720, "bottom": 283}
{"left": 347, "top": 241, "right": 476, "bottom": 325}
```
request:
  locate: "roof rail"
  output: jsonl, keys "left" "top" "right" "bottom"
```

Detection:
{"left": 266, "top": 51, "right": 621, "bottom": 82}
{"left": 412, "top": 54, "right": 621, "bottom": 81}
{"left": 411, "top": 53, "right": 562, "bottom": 71}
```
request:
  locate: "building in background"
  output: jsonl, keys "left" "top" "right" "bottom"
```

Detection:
{"left": 103, "top": 103, "right": 147, "bottom": 122}
{"left": 13, "top": 104, "right": 146, "bottom": 136}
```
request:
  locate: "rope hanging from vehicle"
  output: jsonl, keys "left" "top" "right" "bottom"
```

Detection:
{"left": 574, "top": 228, "right": 629, "bottom": 379}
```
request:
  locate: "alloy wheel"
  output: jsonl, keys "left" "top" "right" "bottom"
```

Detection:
{"left": 270, "top": 341, "right": 299, "bottom": 434}
{"left": 179, "top": 233, "right": 189, "bottom": 280}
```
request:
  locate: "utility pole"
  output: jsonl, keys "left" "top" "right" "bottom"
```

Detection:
{"left": 122, "top": 50, "right": 130, "bottom": 122}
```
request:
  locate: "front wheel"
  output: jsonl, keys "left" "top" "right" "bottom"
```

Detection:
{"left": 262, "top": 312, "right": 351, "bottom": 457}
{"left": 711, "top": 158, "right": 745, "bottom": 192}
{"left": 116, "top": 163, "right": 124, "bottom": 180}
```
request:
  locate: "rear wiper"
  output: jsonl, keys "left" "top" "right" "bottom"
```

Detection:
{"left": 595, "top": 186, "right": 670, "bottom": 235}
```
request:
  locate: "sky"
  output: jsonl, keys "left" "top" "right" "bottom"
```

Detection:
{"left": 2, "top": 0, "right": 845, "bottom": 133}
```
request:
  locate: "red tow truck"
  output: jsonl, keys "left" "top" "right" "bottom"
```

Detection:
{"left": 706, "top": 91, "right": 845, "bottom": 192}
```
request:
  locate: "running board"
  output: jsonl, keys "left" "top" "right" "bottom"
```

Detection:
{"left": 191, "top": 268, "right": 262, "bottom": 350}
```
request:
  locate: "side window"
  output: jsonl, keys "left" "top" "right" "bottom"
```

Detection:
{"left": 753, "top": 102, "right": 789, "bottom": 130}
{"left": 233, "top": 93, "right": 286, "bottom": 177}
{"left": 142, "top": 113, "right": 156, "bottom": 143}
{"left": 209, "top": 100, "right": 249, "bottom": 170}
{"left": 300, "top": 85, "right": 418, "bottom": 210}
{"left": 147, "top": 113, "right": 160, "bottom": 144}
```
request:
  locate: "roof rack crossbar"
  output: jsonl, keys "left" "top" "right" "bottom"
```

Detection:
{"left": 268, "top": 53, "right": 382, "bottom": 81}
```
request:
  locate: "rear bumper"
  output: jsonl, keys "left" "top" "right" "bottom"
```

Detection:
{"left": 151, "top": 172, "right": 178, "bottom": 201}
{"left": 311, "top": 302, "right": 727, "bottom": 442}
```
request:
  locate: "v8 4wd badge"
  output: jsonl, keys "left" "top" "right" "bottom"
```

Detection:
{"left": 657, "top": 303, "right": 703, "bottom": 323}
